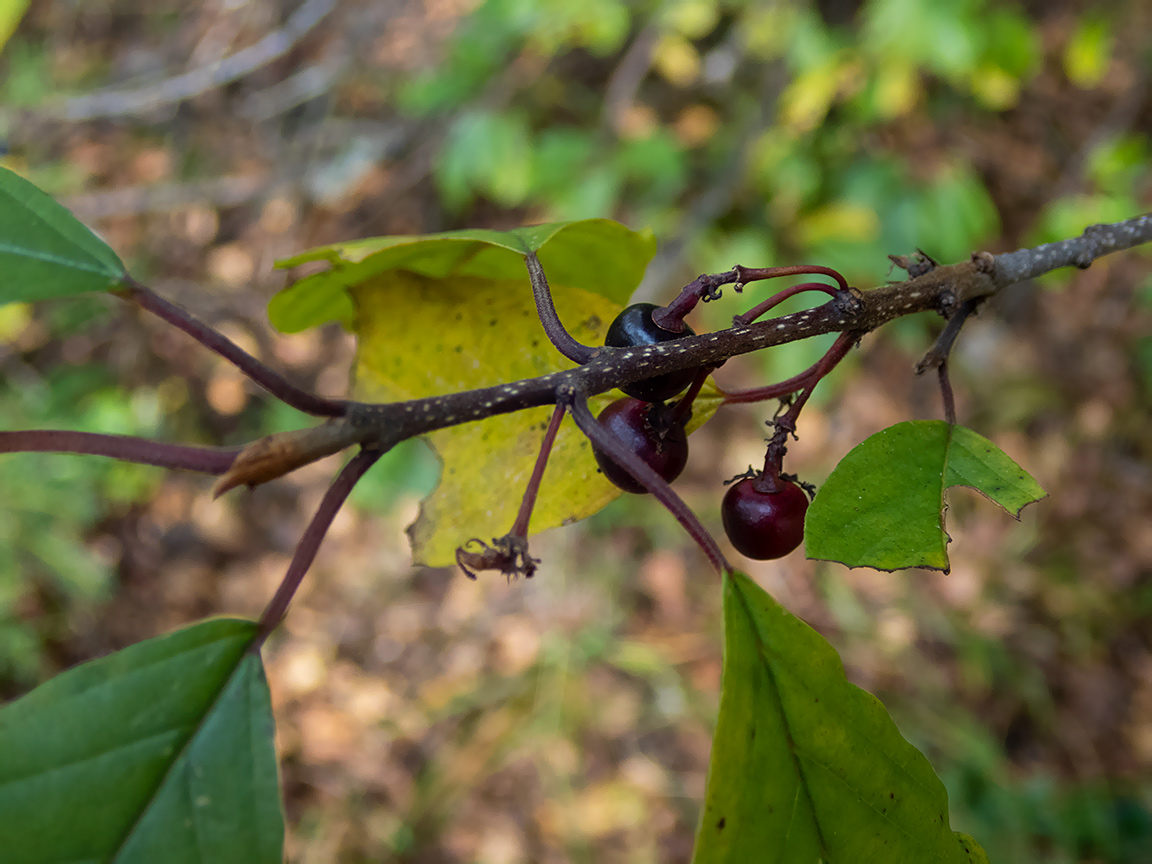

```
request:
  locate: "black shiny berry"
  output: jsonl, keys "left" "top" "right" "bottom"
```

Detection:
{"left": 605, "top": 303, "right": 697, "bottom": 402}
{"left": 592, "top": 397, "right": 689, "bottom": 495}
{"left": 721, "top": 476, "right": 808, "bottom": 560}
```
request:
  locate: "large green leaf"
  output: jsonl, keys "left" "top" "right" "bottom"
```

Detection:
{"left": 692, "top": 571, "right": 988, "bottom": 863}
{"left": 352, "top": 269, "right": 722, "bottom": 566}
{"left": 0, "top": 618, "right": 282, "bottom": 863}
{"left": 805, "top": 421, "right": 1046, "bottom": 571}
{"left": 267, "top": 218, "right": 656, "bottom": 332}
{"left": 0, "top": 167, "right": 125, "bottom": 304}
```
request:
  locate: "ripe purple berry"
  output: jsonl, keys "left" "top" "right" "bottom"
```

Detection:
{"left": 604, "top": 303, "right": 697, "bottom": 402}
{"left": 721, "top": 476, "right": 808, "bottom": 560}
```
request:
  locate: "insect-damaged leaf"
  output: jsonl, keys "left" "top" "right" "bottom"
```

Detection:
{"left": 268, "top": 219, "right": 655, "bottom": 333}
{"left": 352, "top": 269, "right": 721, "bottom": 567}
{"left": 692, "top": 571, "right": 989, "bottom": 864}
{"left": 805, "top": 420, "right": 1046, "bottom": 571}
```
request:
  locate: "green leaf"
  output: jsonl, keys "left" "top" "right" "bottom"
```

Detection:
{"left": 0, "top": 166, "right": 125, "bottom": 304}
{"left": 0, "top": 618, "right": 282, "bottom": 863}
{"left": 352, "top": 269, "right": 723, "bottom": 566}
{"left": 268, "top": 219, "right": 656, "bottom": 333}
{"left": 692, "top": 571, "right": 989, "bottom": 863}
{"left": 434, "top": 109, "right": 534, "bottom": 211}
{"left": 805, "top": 421, "right": 1046, "bottom": 572}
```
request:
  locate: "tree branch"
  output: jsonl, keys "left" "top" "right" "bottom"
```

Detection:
{"left": 990, "top": 214, "right": 1152, "bottom": 286}
{"left": 0, "top": 430, "right": 239, "bottom": 474}
{"left": 254, "top": 446, "right": 381, "bottom": 646}
{"left": 26, "top": 0, "right": 338, "bottom": 123}
{"left": 326, "top": 214, "right": 1152, "bottom": 457}
{"left": 116, "top": 278, "right": 346, "bottom": 418}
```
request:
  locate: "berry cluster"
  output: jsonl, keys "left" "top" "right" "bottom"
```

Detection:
{"left": 463, "top": 259, "right": 855, "bottom": 579}
{"left": 590, "top": 278, "right": 841, "bottom": 561}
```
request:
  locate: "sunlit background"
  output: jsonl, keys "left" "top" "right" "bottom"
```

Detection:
{"left": 2, "top": 0, "right": 1151, "bottom": 860}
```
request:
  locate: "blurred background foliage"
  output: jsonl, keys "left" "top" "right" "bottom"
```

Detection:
{"left": 1, "top": 0, "right": 1151, "bottom": 861}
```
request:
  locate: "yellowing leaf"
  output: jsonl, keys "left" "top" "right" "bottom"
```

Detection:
{"left": 873, "top": 59, "right": 921, "bottom": 119}
{"left": 352, "top": 270, "right": 720, "bottom": 567}
{"left": 653, "top": 33, "right": 700, "bottom": 87}
{"left": 0, "top": 0, "right": 31, "bottom": 56}
{"left": 968, "top": 64, "right": 1020, "bottom": 111}
{"left": 779, "top": 60, "right": 842, "bottom": 133}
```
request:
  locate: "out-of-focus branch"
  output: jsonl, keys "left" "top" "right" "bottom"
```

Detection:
{"left": 26, "top": 0, "right": 337, "bottom": 123}
{"left": 116, "top": 278, "right": 346, "bottom": 418}
{"left": 0, "top": 430, "right": 239, "bottom": 474}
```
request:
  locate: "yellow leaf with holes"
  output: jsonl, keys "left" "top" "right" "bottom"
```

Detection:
{"left": 352, "top": 270, "right": 721, "bottom": 567}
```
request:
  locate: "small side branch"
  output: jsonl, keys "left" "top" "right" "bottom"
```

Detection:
{"left": 455, "top": 403, "right": 567, "bottom": 580}
{"left": 117, "top": 279, "right": 346, "bottom": 417}
{"left": 525, "top": 252, "right": 596, "bottom": 364}
{"left": 915, "top": 299, "right": 981, "bottom": 376}
{"left": 254, "top": 446, "right": 381, "bottom": 647}
{"left": 916, "top": 298, "right": 980, "bottom": 426}
{"left": 722, "top": 331, "right": 858, "bottom": 405}
{"left": 0, "top": 430, "right": 239, "bottom": 474}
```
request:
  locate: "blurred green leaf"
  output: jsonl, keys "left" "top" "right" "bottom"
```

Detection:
{"left": 692, "top": 570, "right": 989, "bottom": 862}
{"left": 0, "top": 0, "right": 31, "bottom": 56}
{"left": 1086, "top": 134, "right": 1151, "bottom": 192}
{"left": 1036, "top": 194, "right": 1144, "bottom": 250}
{"left": 269, "top": 219, "right": 656, "bottom": 333}
{"left": 615, "top": 130, "right": 690, "bottom": 204}
{"left": 0, "top": 618, "right": 282, "bottom": 863}
{"left": 0, "top": 367, "right": 162, "bottom": 683}
{"left": 0, "top": 167, "right": 125, "bottom": 304}
{"left": 1064, "top": 14, "right": 1114, "bottom": 89}
{"left": 435, "top": 109, "right": 534, "bottom": 211}
{"left": 806, "top": 421, "right": 1046, "bottom": 571}
{"left": 862, "top": 0, "right": 978, "bottom": 82}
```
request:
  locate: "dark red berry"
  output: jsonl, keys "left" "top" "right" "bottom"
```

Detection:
{"left": 721, "top": 476, "right": 808, "bottom": 560}
{"left": 604, "top": 303, "right": 697, "bottom": 402}
{"left": 592, "top": 397, "right": 689, "bottom": 494}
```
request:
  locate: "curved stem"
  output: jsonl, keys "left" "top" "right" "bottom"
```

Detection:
{"left": 734, "top": 281, "right": 841, "bottom": 326}
{"left": 254, "top": 446, "right": 381, "bottom": 647}
{"left": 116, "top": 278, "right": 346, "bottom": 417}
{"left": 734, "top": 264, "right": 849, "bottom": 292}
{"left": 670, "top": 366, "right": 712, "bottom": 425}
{"left": 568, "top": 393, "right": 728, "bottom": 574}
{"left": 525, "top": 251, "right": 596, "bottom": 364}
{"left": 720, "top": 331, "right": 857, "bottom": 406}
{"left": 651, "top": 271, "right": 735, "bottom": 330}
{"left": 0, "top": 430, "right": 239, "bottom": 474}
{"left": 757, "top": 332, "right": 856, "bottom": 484}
